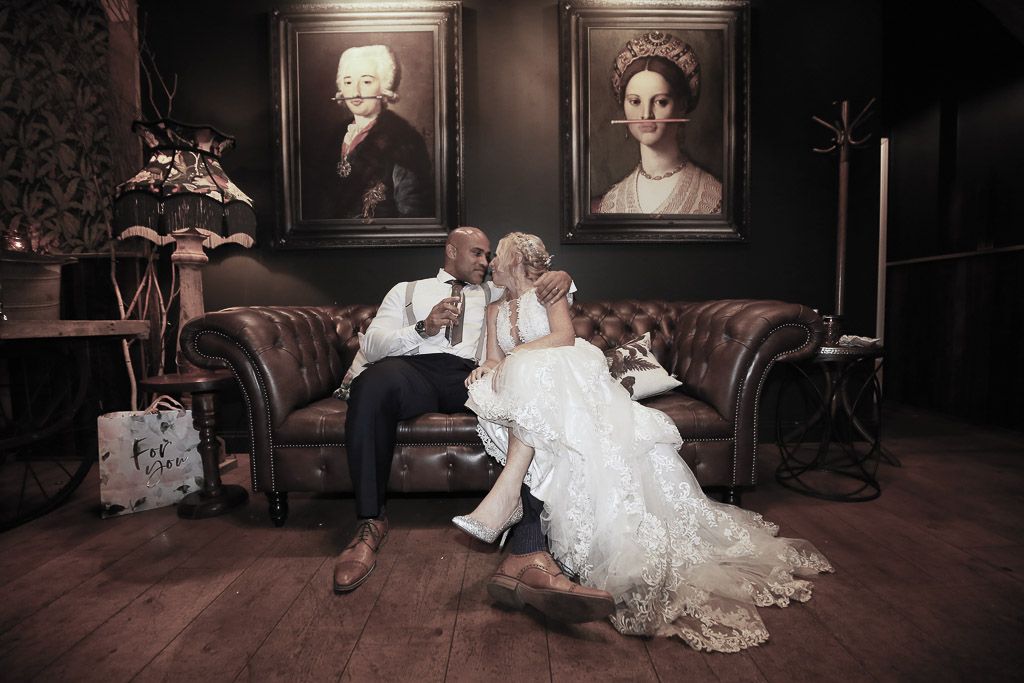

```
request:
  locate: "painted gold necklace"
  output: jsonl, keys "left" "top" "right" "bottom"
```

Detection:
{"left": 638, "top": 161, "right": 686, "bottom": 181}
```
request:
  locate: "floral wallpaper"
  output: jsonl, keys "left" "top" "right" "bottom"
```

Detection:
{"left": 0, "top": 0, "right": 125, "bottom": 253}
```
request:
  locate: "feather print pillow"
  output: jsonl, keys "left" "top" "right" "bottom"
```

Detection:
{"left": 605, "top": 332, "right": 682, "bottom": 400}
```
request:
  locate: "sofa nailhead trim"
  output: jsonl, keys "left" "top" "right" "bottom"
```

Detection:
{"left": 192, "top": 329, "right": 276, "bottom": 493}
{"left": 730, "top": 321, "right": 814, "bottom": 487}
{"left": 744, "top": 322, "right": 814, "bottom": 485}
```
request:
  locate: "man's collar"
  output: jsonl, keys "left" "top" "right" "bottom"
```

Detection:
{"left": 436, "top": 268, "right": 478, "bottom": 287}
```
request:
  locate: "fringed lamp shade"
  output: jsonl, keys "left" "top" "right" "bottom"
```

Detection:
{"left": 112, "top": 119, "right": 256, "bottom": 374}
{"left": 112, "top": 119, "right": 256, "bottom": 247}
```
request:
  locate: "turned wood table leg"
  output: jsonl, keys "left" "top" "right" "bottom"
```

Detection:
{"left": 177, "top": 388, "right": 249, "bottom": 519}
{"left": 139, "top": 370, "right": 249, "bottom": 519}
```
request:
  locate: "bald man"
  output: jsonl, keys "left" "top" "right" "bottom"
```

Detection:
{"left": 335, "top": 228, "right": 614, "bottom": 622}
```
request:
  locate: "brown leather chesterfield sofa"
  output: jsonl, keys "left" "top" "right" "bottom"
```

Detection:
{"left": 182, "top": 300, "right": 823, "bottom": 526}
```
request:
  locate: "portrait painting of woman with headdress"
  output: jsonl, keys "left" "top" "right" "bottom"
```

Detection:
{"left": 593, "top": 31, "right": 722, "bottom": 215}
{"left": 561, "top": 2, "right": 749, "bottom": 242}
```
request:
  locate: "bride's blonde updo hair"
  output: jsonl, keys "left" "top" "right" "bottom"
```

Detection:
{"left": 498, "top": 232, "right": 553, "bottom": 281}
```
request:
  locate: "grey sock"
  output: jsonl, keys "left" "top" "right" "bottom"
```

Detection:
{"left": 506, "top": 485, "right": 547, "bottom": 555}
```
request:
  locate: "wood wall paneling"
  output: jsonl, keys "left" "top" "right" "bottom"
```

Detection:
{"left": 883, "top": 0, "right": 1024, "bottom": 431}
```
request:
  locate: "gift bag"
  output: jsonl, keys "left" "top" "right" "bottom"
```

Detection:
{"left": 97, "top": 396, "right": 205, "bottom": 517}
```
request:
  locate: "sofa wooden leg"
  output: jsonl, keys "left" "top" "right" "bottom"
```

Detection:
{"left": 267, "top": 491, "right": 288, "bottom": 527}
{"left": 724, "top": 487, "right": 742, "bottom": 506}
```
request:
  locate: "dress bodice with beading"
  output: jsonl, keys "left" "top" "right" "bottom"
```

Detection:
{"left": 495, "top": 288, "right": 549, "bottom": 354}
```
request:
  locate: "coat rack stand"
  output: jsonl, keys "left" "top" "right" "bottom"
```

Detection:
{"left": 813, "top": 98, "right": 875, "bottom": 342}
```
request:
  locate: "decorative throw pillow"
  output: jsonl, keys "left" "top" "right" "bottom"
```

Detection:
{"left": 605, "top": 331, "right": 682, "bottom": 400}
{"left": 333, "top": 332, "right": 368, "bottom": 401}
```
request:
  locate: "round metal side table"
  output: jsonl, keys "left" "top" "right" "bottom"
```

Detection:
{"left": 775, "top": 343, "right": 899, "bottom": 502}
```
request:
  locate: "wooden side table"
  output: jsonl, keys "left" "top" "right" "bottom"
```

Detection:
{"left": 139, "top": 370, "right": 248, "bottom": 518}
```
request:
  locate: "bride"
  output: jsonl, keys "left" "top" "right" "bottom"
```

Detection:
{"left": 453, "top": 232, "right": 832, "bottom": 653}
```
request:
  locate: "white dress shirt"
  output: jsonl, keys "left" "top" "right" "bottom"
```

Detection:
{"left": 362, "top": 268, "right": 577, "bottom": 364}
{"left": 362, "top": 269, "right": 496, "bottom": 363}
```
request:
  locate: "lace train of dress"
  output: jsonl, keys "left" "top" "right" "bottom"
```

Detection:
{"left": 466, "top": 289, "right": 833, "bottom": 652}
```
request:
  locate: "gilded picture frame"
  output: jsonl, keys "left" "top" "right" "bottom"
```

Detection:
{"left": 270, "top": 2, "right": 462, "bottom": 248}
{"left": 560, "top": 0, "right": 750, "bottom": 243}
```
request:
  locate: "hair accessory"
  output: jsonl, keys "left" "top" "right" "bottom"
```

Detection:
{"left": 507, "top": 232, "right": 552, "bottom": 273}
{"left": 610, "top": 31, "right": 701, "bottom": 113}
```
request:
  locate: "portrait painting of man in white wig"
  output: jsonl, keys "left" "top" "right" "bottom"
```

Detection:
{"left": 300, "top": 42, "right": 435, "bottom": 222}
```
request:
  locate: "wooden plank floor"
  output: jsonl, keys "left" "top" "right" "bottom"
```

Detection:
{"left": 1, "top": 405, "right": 1022, "bottom": 682}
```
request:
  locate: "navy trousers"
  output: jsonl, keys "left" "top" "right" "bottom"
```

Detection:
{"left": 346, "top": 354, "right": 474, "bottom": 518}
{"left": 344, "top": 353, "right": 547, "bottom": 554}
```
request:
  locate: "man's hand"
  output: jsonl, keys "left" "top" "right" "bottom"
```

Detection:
{"left": 423, "top": 296, "right": 461, "bottom": 336}
{"left": 535, "top": 270, "right": 572, "bottom": 306}
{"left": 465, "top": 365, "right": 494, "bottom": 387}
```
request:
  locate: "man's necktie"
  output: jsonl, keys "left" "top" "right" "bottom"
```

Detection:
{"left": 446, "top": 279, "right": 467, "bottom": 345}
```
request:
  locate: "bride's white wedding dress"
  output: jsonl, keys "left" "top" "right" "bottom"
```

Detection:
{"left": 466, "top": 289, "right": 833, "bottom": 652}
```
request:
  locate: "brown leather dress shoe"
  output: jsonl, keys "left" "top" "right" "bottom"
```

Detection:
{"left": 333, "top": 517, "right": 389, "bottom": 594}
{"left": 486, "top": 550, "right": 616, "bottom": 623}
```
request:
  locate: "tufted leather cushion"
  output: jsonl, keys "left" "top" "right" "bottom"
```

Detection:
{"left": 277, "top": 401, "right": 483, "bottom": 446}
{"left": 276, "top": 397, "right": 346, "bottom": 444}
{"left": 642, "top": 392, "right": 731, "bottom": 438}
{"left": 335, "top": 304, "right": 378, "bottom": 371}
{"left": 395, "top": 412, "right": 481, "bottom": 444}
{"left": 570, "top": 301, "right": 682, "bottom": 371}
{"left": 185, "top": 307, "right": 350, "bottom": 426}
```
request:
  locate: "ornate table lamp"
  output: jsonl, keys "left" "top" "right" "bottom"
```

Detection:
{"left": 112, "top": 119, "right": 256, "bottom": 371}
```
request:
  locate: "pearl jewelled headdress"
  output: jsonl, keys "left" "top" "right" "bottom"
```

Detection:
{"left": 610, "top": 31, "right": 701, "bottom": 114}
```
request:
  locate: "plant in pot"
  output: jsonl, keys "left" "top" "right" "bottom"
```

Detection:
{"left": 0, "top": 222, "right": 75, "bottom": 321}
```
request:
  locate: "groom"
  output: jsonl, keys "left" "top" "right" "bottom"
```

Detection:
{"left": 335, "top": 226, "right": 615, "bottom": 623}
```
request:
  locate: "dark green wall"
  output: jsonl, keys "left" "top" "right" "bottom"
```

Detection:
{"left": 138, "top": 0, "right": 884, "bottom": 335}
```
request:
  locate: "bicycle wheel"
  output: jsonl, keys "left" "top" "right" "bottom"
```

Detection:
{"left": 0, "top": 341, "right": 94, "bottom": 531}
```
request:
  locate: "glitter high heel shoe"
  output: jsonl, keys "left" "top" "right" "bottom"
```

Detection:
{"left": 452, "top": 499, "right": 524, "bottom": 548}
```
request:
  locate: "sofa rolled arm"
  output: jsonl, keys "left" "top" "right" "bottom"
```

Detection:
{"left": 182, "top": 305, "right": 354, "bottom": 420}
{"left": 673, "top": 299, "right": 823, "bottom": 485}
{"left": 182, "top": 306, "right": 355, "bottom": 491}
